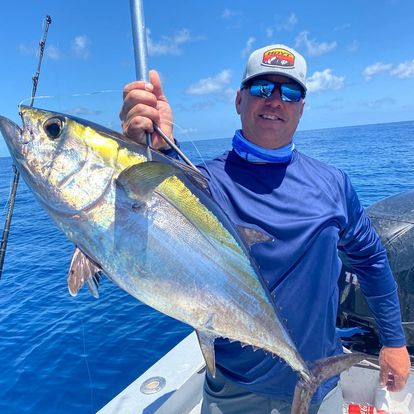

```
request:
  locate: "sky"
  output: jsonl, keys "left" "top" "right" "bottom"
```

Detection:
{"left": 0, "top": 0, "right": 414, "bottom": 157}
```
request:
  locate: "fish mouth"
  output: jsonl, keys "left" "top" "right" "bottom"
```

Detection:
{"left": 0, "top": 115, "right": 24, "bottom": 161}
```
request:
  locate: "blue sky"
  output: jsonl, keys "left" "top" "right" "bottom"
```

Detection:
{"left": 1, "top": 0, "right": 413, "bottom": 157}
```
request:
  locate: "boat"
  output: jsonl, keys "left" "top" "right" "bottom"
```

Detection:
{"left": 97, "top": 191, "right": 414, "bottom": 413}
{"left": 96, "top": 330, "right": 413, "bottom": 413}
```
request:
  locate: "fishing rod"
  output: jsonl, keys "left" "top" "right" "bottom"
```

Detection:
{"left": 129, "top": 0, "right": 198, "bottom": 171}
{"left": 0, "top": 15, "right": 52, "bottom": 279}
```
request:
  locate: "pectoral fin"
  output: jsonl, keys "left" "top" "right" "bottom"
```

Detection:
{"left": 67, "top": 247, "right": 102, "bottom": 299}
{"left": 116, "top": 161, "right": 183, "bottom": 203}
{"left": 196, "top": 330, "right": 216, "bottom": 377}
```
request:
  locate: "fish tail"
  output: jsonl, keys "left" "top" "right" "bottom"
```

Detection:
{"left": 291, "top": 352, "right": 365, "bottom": 414}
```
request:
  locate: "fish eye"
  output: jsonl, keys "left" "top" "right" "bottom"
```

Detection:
{"left": 43, "top": 116, "right": 65, "bottom": 139}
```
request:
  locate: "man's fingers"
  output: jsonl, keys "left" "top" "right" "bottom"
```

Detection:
{"left": 379, "top": 367, "right": 390, "bottom": 386}
{"left": 387, "top": 375, "right": 406, "bottom": 392}
{"left": 380, "top": 368, "right": 409, "bottom": 392}
{"left": 121, "top": 103, "right": 160, "bottom": 139}
{"left": 149, "top": 70, "right": 167, "bottom": 101}
{"left": 128, "top": 102, "right": 160, "bottom": 122}
{"left": 391, "top": 376, "right": 406, "bottom": 392}
{"left": 121, "top": 89, "right": 158, "bottom": 120}
{"left": 149, "top": 70, "right": 160, "bottom": 89}
{"left": 123, "top": 116, "right": 154, "bottom": 141}
{"left": 122, "top": 80, "right": 153, "bottom": 99}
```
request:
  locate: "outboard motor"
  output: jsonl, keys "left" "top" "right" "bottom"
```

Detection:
{"left": 338, "top": 191, "right": 414, "bottom": 360}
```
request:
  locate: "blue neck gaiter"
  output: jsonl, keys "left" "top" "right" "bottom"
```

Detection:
{"left": 232, "top": 129, "right": 294, "bottom": 163}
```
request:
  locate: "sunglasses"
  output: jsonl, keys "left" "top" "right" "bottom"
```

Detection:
{"left": 242, "top": 79, "right": 306, "bottom": 102}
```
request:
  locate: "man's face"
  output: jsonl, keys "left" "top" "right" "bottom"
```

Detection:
{"left": 235, "top": 75, "right": 305, "bottom": 149}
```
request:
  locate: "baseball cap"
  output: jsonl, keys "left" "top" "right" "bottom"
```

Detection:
{"left": 241, "top": 44, "right": 307, "bottom": 91}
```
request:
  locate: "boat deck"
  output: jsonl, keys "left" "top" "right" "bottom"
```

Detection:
{"left": 97, "top": 332, "right": 414, "bottom": 414}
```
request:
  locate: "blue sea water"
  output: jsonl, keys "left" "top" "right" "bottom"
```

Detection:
{"left": 0, "top": 120, "right": 413, "bottom": 413}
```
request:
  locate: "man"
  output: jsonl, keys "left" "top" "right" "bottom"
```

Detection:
{"left": 120, "top": 44, "right": 410, "bottom": 413}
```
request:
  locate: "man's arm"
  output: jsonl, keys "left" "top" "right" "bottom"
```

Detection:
{"left": 338, "top": 172, "right": 411, "bottom": 391}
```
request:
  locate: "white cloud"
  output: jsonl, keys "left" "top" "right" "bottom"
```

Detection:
{"left": 223, "top": 87, "right": 237, "bottom": 102}
{"left": 18, "top": 43, "right": 36, "bottom": 55}
{"left": 147, "top": 28, "right": 199, "bottom": 56}
{"left": 280, "top": 13, "right": 298, "bottom": 32}
{"left": 266, "top": 13, "right": 297, "bottom": 38}
{"left": 241, "top": 37, "right": 256, "bottom": 58}
{"left": 221, "top": 8, "right": 242, "bottom": 19}
{"left": 390, "top": 60, "right": 414, "bottom": 79}
{"left": 347, "top": 40, "right": 359, "bottom": 53}
{"left": 295, "top": 32, "right": 337, "bottom": 56}
{"left": 334, "top": 23, "right": 351, "bottom": 32}
{"left": 186, "top": 69, "right": 232, "bottom": 95}
{"left": 18, "top": 37, "right": 91, "bottom": 60}
{"left": 72, "top": 35, "right": 91, "bottom": 59}
{"left": 64, "top": 107, "right": 101, "bottom": 116}
{"left": 366, "top": 97, "right": 396, "bottom": 109}
{"left": 362, "top": 62, "right": 393, "bottom": 80}
{"left": 306, "top": 69, "right": 345, "bottom": 93}
{"left": 191, "top": 101, "right": 215, "bottom": 111}
{"left": 18, "top": 42, "right": 61, "bottom": 60}
{"left": 46, "top": 45, "right": 61, "bottom": 60}
{"left": 285, "top": 13, "right": 298, "bottom": 30}
{"left": 362, "top": 61, "right": 414, "bottom": 80}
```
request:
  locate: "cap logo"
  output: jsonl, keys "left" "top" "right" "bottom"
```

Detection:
{"left": 262, "top": 48, "right": 295, "bottom": 68}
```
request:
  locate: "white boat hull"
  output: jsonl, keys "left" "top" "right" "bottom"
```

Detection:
{"left": 97, "top": 332, "right": 413, "bottom": 414}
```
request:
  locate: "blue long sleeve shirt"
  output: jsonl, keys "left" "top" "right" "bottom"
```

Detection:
{"left": 197, "top": 149, "right": 406, "bottom": 403}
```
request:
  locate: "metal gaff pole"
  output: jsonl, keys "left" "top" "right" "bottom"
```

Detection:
{"left": 129, "top": 0, "right": 152, "bottom": 159}
{"left": 128, "top": 0, "right": 198, "bottom": 171}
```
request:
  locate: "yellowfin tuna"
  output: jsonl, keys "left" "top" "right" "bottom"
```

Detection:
{"left": 0, "top": 106, "right": 364, "bottom": 413}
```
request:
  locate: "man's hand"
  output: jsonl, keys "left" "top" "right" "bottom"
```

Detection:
{"left": 379, "top": 346, "right": 411, "bottom": 391}
{"left": 120, "top": 70, "right": 173, "bottom": 150}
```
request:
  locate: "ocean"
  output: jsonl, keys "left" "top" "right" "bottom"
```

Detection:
{"left": 0, "top": 120, "right": 413, "bottom": 413}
